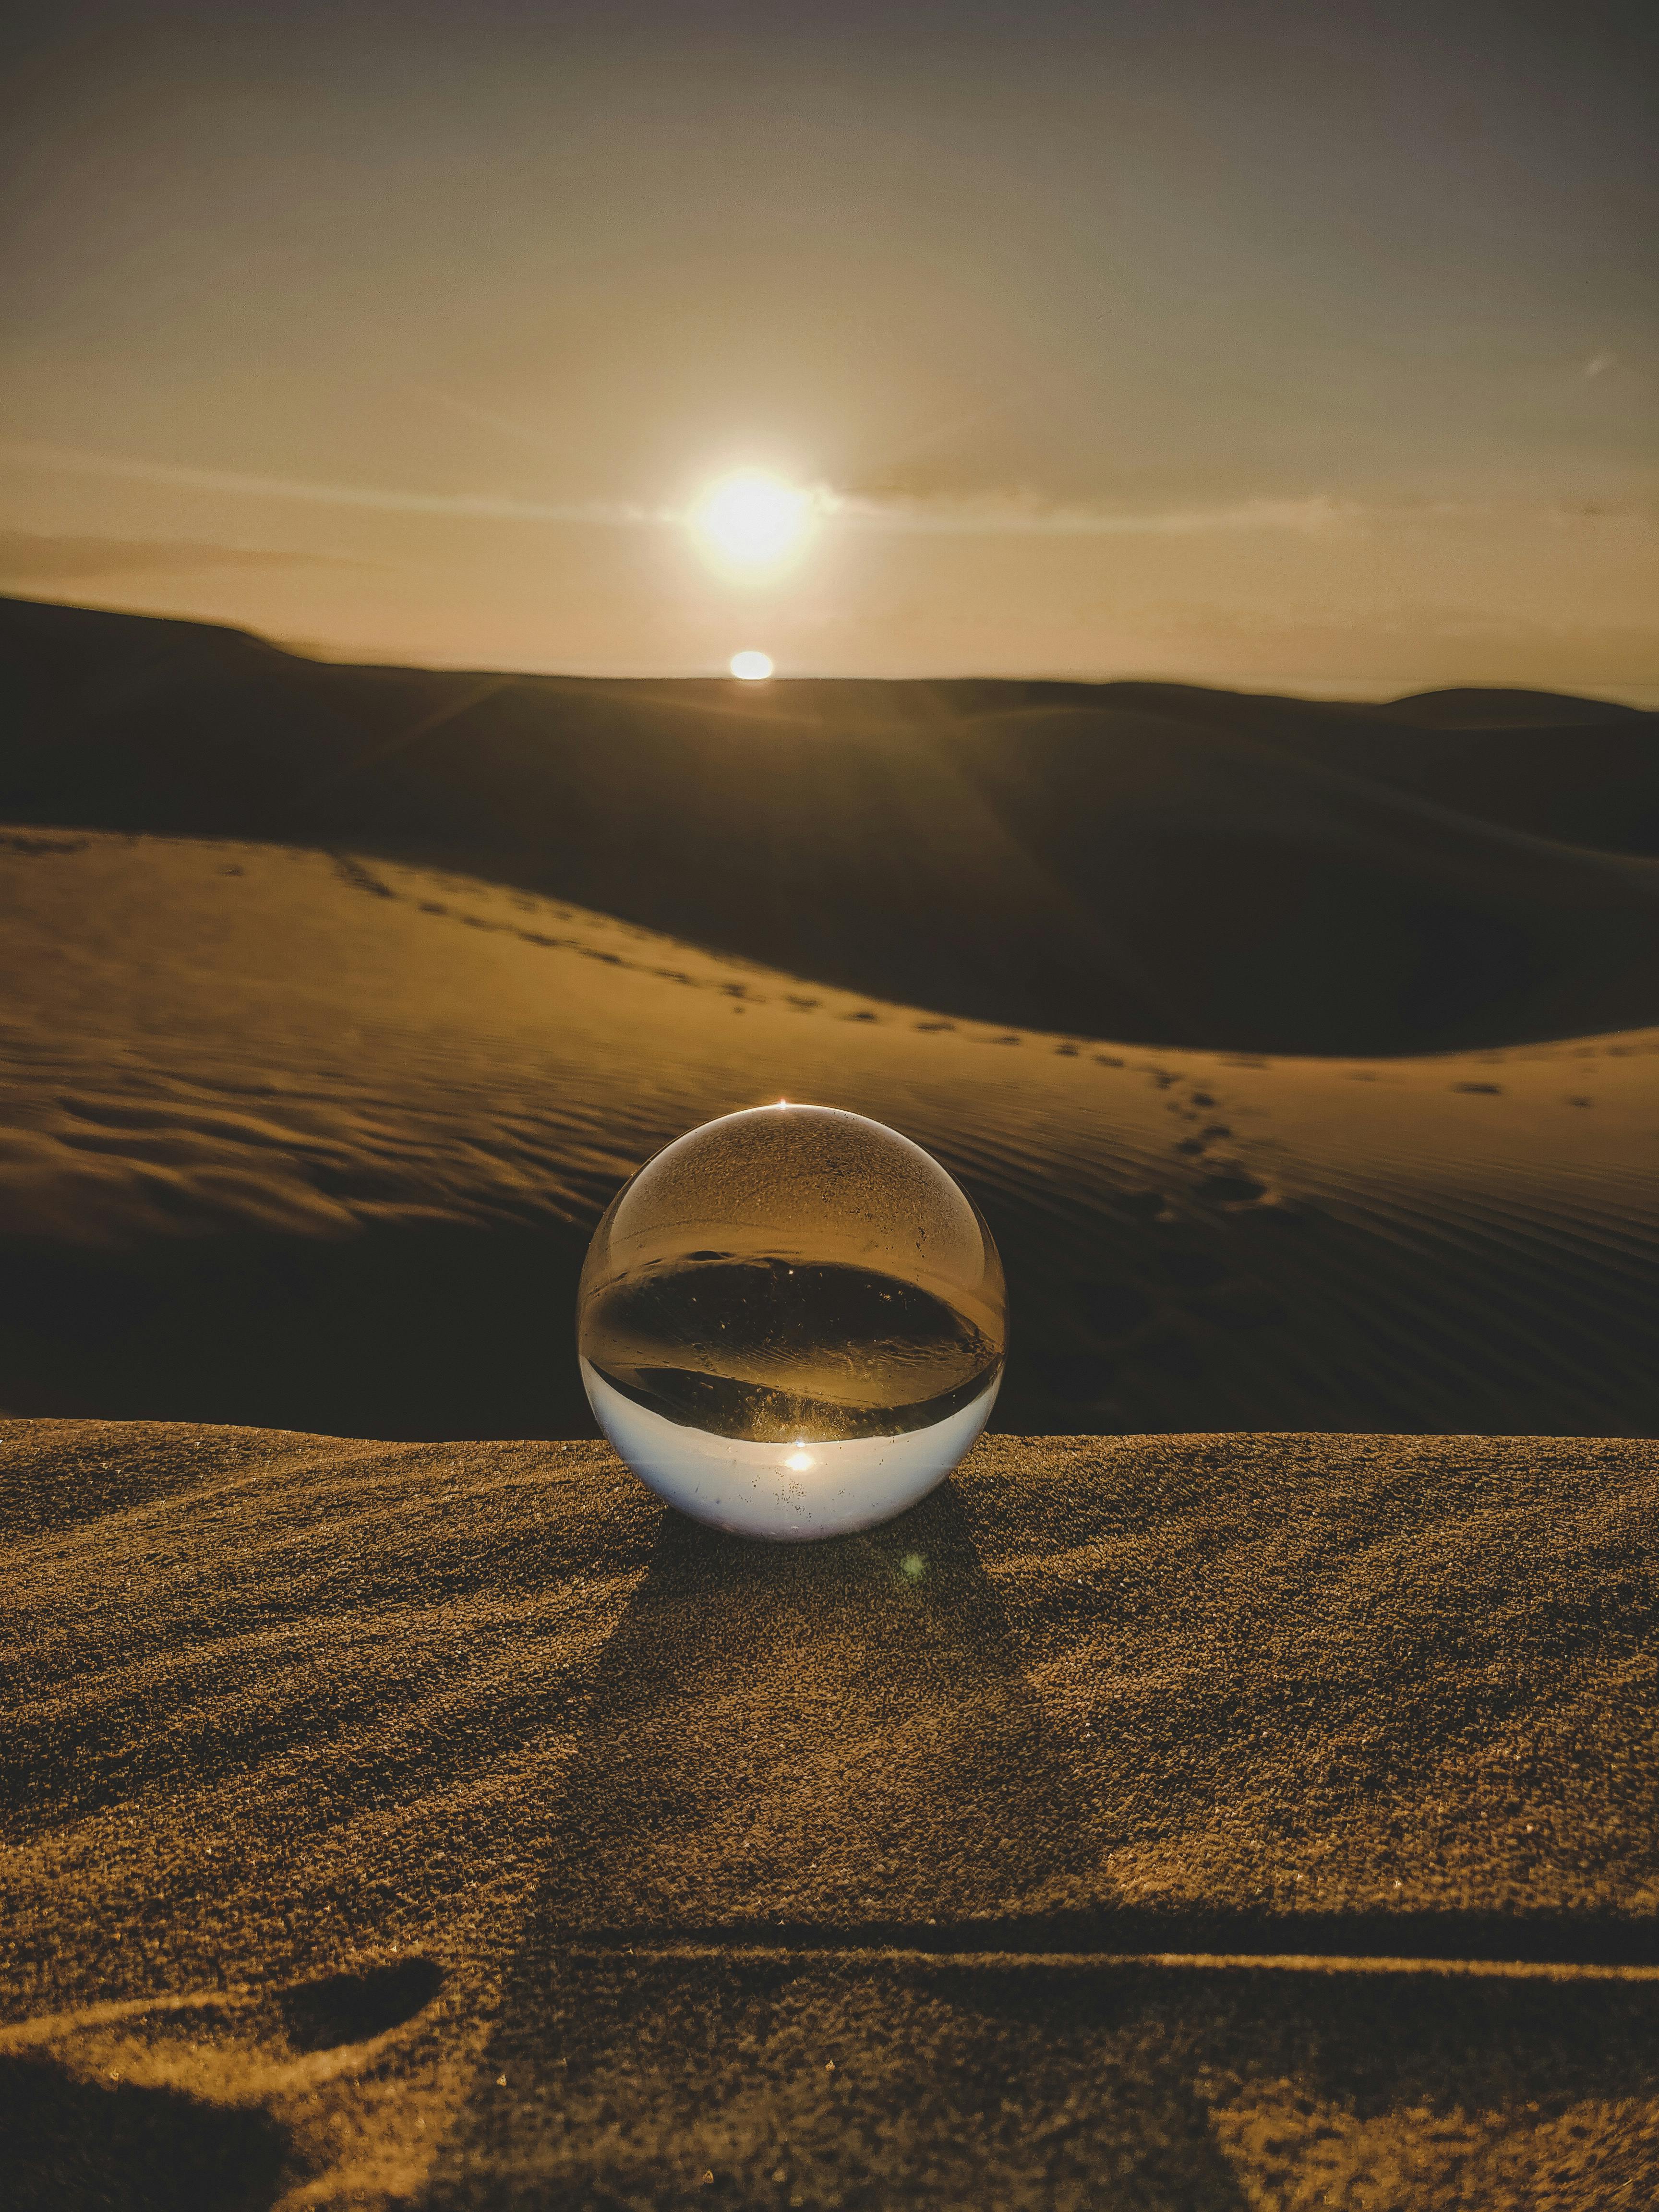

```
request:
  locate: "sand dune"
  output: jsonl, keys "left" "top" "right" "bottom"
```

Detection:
{"left": 1, "top": 828, "right": 1657, "bottom": 1440}
{"left": 4, "top": 1418, "right": 1656, "bottom": 2208}
{"left": 5, "top": 600, "right": 1659, "bottom": 1442}
{"left": 6, "top": 595, "right": 1659, "bottom": 1054}
{"left": 1099, "top": 678, "right": 1659, "bottom": 855}
{"left": 5, "top": 604, "right": 1658, "bottom": 2206}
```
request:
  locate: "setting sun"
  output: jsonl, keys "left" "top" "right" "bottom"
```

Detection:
{"left": 692, "top": 471, "right": 811, "bottom": 570}
{"left": 730, "top": 649, "right": 774, "bottom": 681}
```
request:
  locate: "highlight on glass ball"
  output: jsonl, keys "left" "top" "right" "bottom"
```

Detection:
{"left": 577, "top": 1103, "right": 1006, "bottom": 1540}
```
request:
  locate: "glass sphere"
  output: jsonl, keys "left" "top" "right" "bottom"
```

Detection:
{"left": 577, "top": 1103, "right": 1006, "bottom": 1539}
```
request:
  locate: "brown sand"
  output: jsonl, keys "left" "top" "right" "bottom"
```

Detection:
{"left": 2, "top": 830, "right": 1657, "bottom": 1440}
{"left": 4, "top": 1417, "right": 1657, "bottom": 2208}
{"left": 4, "top": 605, "right": 1657, "bottom": 2202}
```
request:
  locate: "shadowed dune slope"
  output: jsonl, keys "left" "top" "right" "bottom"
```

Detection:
{"left": 2, "top": 830, "right": 1657, "bottom": 1440}
{"left": 3, "top": 1419, "right": 1657, "bottom": 2208}
{"left": 5, "top": 595, "right": 1659, "bottom": 1053}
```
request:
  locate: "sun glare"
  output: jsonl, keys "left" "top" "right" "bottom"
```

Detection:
{"left": 730, "top": 650, "right": 774, "bottom": 681}
{"left": 693, "top": 471, "right": 811, "bottom": 569}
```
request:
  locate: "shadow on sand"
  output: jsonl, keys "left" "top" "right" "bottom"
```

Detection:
{"left": 419, "top": 1486, "right": 1659, "bottom": 2208}
{"left": 419, "top": 1487, "right": 1232, "bottom": 2206}
{"left": 0, "top": 2054, "right": 290, "bottom": 2212}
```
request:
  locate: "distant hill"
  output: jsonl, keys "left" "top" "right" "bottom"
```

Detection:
{"left": 1367, "top": 686, "right": 1647, "bottom": 729}
{"left": 3, "top": 593, "right": 1656, "bottom": 1055}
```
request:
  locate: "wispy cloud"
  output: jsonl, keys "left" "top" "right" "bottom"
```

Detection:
{"left": 821, "top": 490, "right": 1361, "bottom": 538}
{"left": 10, "top": 438, "right": 1640, "bottom": 548}
{"left": 0, "top": 529, "right": 371, "bottom": 581}
{"left": 0, "top": 439, "right": 1375, "bottom": 542}
{"left": 407, "top": 385, "right": 575, "bottom": 458}
{"left": 0, "top": 441, "right": 666, "bottom": 527}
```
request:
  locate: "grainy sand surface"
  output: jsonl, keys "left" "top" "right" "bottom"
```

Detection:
{"left": 5, "top": 1418, "right": 1656, "bottom": 2208}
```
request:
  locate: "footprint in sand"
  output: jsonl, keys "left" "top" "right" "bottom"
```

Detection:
{"left": 0, "top": 1958, "right": 444, "bottom": 2212}
{"left": 0, "top": 2052, "right": 291, "bottom": 2212}
{"left": 1198, "top": 1171, "right": 1268, "bottom": 1206}
{"left": 278, "top": 1957, "right": 445, "bottom": 2053}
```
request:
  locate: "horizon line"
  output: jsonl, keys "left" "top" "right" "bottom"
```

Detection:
{"left": 4, "top": 589, "right": 1656, "bottom": 712}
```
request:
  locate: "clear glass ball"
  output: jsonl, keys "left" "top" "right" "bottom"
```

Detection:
{"left": 577, "top": 1103, "right": 1006, "bottom": 1539}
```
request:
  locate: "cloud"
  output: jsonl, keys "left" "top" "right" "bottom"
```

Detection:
{"left": 408, "top": 385, "right": 573, "bottom": 457}
{"left": 3, "top": 439, "right": 1373, "bottom": 544}
{"left": 5, "top": 440, "right": 1649, "bottom": 551}
{"left": 1584, "top": 352, "right": 1617, "bottom": 379}
{"left": 0, "top": 530, "right": 372, "bottom": 582}
{"left": 821, "top": 489, "right": 1361, "bottom": 538}
{"left": 0, "top": 441, "right": 666, "bottom": 527}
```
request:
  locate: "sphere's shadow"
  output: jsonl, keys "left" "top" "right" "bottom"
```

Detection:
{"left": 491, "top": 1481, "right": 1102, "bottom": 1938}
{"left": 421, "top": 1482, "right": 1135, "bottom": 2201}
{"left": 419, "top": 1484, "right": 1659, "bottom": 2209}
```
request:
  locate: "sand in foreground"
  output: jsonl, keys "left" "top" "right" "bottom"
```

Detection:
{"left": 4, "top": 1418, "right": 1657, "bottom": 2208}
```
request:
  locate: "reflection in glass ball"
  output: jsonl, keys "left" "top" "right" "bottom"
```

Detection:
{"left": 577, "top": 1103, "right": 1006, "bottom": 1539}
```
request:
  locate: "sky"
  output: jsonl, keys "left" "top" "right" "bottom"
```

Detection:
{"left": 2, "top": 0, "right": 1655, "bottom": 695}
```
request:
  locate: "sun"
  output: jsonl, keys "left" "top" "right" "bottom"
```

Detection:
{"left": 730, "top": 650, "right": 773, "bottom": 681}
{"left": 692, "top": 471, "right": 811, "bottom": 570}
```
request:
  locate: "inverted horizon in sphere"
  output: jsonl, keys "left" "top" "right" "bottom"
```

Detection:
{"left": 576, "top": 1102, "right": 1007, "bottom": 1539}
